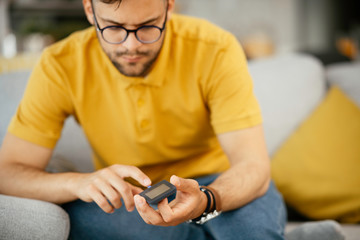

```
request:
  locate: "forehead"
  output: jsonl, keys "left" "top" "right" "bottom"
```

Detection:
{"left": 95, "top": 0, "right": 166, "bottom": 25}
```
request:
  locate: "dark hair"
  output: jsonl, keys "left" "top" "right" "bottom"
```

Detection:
{"left": 98, "top": 0, "right": 166, "bottom": 5}
{"left": 99, "top": 0, "right": 122, "bottom": 3}
{"left": 97, "top": 0, "right": 166, "bottom": 10}
{"left": 96, "top": 0, "right": 123, "bottom": 9}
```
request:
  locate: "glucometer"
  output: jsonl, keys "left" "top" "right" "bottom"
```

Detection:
{"left": 139, "top": 180, "right": 177, "bottom": 209}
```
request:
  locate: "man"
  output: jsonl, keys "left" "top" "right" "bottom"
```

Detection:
{"left": 0, "top": 0, "right": 286, "bottom": 239}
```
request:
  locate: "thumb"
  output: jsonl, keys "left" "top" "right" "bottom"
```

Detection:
{"left": 170, "top": 175, "right": 198, "bottom": 193}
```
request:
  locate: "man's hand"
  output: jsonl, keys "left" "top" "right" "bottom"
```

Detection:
{"left": 75, "top": 164, "right": 151, "bottom": 213}
{"left": 134, "top": 175, "right": 207, "bottom": 226}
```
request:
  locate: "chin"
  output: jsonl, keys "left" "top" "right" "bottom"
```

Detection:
{"left": 113, "top": 58, "right": 155, "bottom": 77}
{"left": 120, "top": 66, "right": 148, "bottom": 77}
{"left": 111, "top": 61, "right": 142, "bottom": 77}
{"left": 122, "top": 71, "right": 145, "bottom": 77}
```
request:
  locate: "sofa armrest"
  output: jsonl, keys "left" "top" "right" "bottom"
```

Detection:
{"left": 248, "top": 53, "right": 326, "bottom": 156}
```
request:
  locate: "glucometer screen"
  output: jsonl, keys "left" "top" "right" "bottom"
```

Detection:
{"left": 145, "top": 184, "right": 170, "bottom": 199}
{"left": 139, "top": 180, "right": 177, "bottom": 207}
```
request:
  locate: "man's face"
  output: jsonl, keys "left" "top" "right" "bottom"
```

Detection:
{"left": 90, "top": 0, "right": 169, "bottom": 77}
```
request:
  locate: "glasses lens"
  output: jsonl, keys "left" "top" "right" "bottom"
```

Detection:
{"left": 137, "top": 26, "right": 162, "bottom": 43}
{"left": 102, "top": 27, "right": 127, "bottom": 44}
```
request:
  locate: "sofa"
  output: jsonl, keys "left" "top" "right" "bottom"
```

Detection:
{"left": 249, "top": 54, "right": 360, "bottom": 240}
{"left": 0, "top": 53, "right": 359, "bottom": 239}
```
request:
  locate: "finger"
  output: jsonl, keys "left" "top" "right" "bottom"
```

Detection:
{"left": 104, "top": 169, "right": 140, "bottom": 211}
{"left": 88, "top": 184, "right": 114, "bottom": 213}
{"left": 134, "top": 195, "right": 164, "bottom": 225}
{"left": 129, "top": 183, "right": 144, "bottom": 195}
{"left": 157, "top": 198, "right": 175, "bottom": 223}
{"left": 170, "top": 175, "right": 198, "bottom": 194}
{"left": 112, "top": 165, "right": 151, "bottom": 187}
{"left": 93, "top": 178, "right": 122, "bottom": 209}
{"left": 109, "top": 178, "right": 136, "bottom": 212}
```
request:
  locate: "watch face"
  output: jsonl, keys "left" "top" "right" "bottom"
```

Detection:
{"left": 139, "top": 180, "right": 177, "bottom": 205}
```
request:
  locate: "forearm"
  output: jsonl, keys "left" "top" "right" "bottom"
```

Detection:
{"left": 209, "top": 159, "right": 270, "bottom": 212}
{"left": 0, "top": 162, "right": 82, "bottom": 204}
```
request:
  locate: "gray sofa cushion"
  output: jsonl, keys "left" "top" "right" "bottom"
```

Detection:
{"left": 0, "top": 71, "right": 93, "bottom": 173}
{"left": 326, "top": 62, "right": 360, "bottom": 107}
{"left": 0, "top": 71, "right": 30, "bottom": 141}
{"left": 0, "top": 194, "right": 70, "bottom": 240}
{"left": 249, "top": 54, "right": 326, "bottom": 156}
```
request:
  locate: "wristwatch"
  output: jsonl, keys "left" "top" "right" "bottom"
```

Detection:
{"left": 187, "top": 186, "right": 222, "bottom": 225}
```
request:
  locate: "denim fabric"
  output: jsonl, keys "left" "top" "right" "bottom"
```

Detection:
{"left": 62, "top": 175, "right": 286, "bottom": 240}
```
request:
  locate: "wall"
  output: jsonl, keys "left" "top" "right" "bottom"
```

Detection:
{"left": 176, "top": 0, "right": 336, "bottom": 55}
{"left": 176, "top": 0, "right": 302, "bottom": 54}
{"left": 0, "top": 0, "right": 11, "bottom": 56}
{"left": 298, "top": 0, "right": 337, "bottom": 53}
{"left": 0, "top": 0, "right": 338, "bottom": 57}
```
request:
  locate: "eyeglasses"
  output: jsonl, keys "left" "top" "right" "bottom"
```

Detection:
{"left": 91, "top": 2, "right": 168, "bottom": 44}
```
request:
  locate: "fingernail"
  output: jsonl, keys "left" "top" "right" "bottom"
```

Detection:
{"left": 171, "top": 175, "right": 179, "bottom": 187}
{"left": 135, "top": 196, "right": 144, "bottom": 206}
{"left": 144, "top": 179, "right": 151, "bottom": 186}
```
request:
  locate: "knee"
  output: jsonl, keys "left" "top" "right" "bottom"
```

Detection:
{"left": 0, "top": 194, "right": 70, "bottom": 240}
{"left": 235, "top": 183, "right": 286, "bottom": 239}
{"left": 206, "top": 183, "right": 287, "bottom": 240}
{"left": 208, "top": 209, "right": 285, "bottom": 240}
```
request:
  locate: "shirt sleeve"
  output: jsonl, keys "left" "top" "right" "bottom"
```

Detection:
{"left": 8, "top": 48, "right": 74, "bottom": 148}
{"left": 204, "top": 33, "right": 263, "bottom": 134}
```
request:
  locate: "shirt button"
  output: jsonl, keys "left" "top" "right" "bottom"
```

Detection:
{"left": 137, "top": 99, "right": 145, "bottom": 107}
{"left": 140, "top": 119, "right": 149, "bottom": 129}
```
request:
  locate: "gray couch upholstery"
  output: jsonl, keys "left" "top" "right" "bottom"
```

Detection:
{"left": 0, "top": 71, "right": 93, "bottom": 173}
{"left": 249, "top": 55, "right": 360, "bottom": 240}
{"left": 1, "top": 53, "right": 359, "bottom": 239}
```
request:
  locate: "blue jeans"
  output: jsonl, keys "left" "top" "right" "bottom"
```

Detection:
{"left": 62, "top": 175, "right": 286, "bottom": 240}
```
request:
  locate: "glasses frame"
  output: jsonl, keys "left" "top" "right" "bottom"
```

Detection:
{"left": 91, "top": 0, "right": 168, "bottom": 44}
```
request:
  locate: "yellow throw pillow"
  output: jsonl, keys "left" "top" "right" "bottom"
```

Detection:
{"left": 271, "top": 86, "right": 360, "bottom": 223}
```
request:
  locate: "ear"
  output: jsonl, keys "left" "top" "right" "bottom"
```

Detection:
{"left": 166, "top": 0, "right": 176, "bottom": 21}
{"left": 83, "top": 0, "right": 95, "bottom": 25}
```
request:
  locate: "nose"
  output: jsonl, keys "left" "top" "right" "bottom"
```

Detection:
{"left": 121, "top": 32, "right": 142, "bottom": 51}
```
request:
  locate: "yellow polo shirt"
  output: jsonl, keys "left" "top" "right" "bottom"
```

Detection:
{"left": 9, "top": 14, "right": 262, "bottom": 183}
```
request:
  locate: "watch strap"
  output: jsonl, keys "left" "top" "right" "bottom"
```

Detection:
{"left": 203, "top": 186, "right": 222, "bottom": 212}
{"left": 187, "top": 186, "right": 222, "bottom": 225}
{"left": 191, "top": 186, "right": 212, "bottom": 222}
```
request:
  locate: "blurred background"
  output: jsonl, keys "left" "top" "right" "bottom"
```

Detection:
{"left": 0, "top": 0, "right": 359, "bottom": 72}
